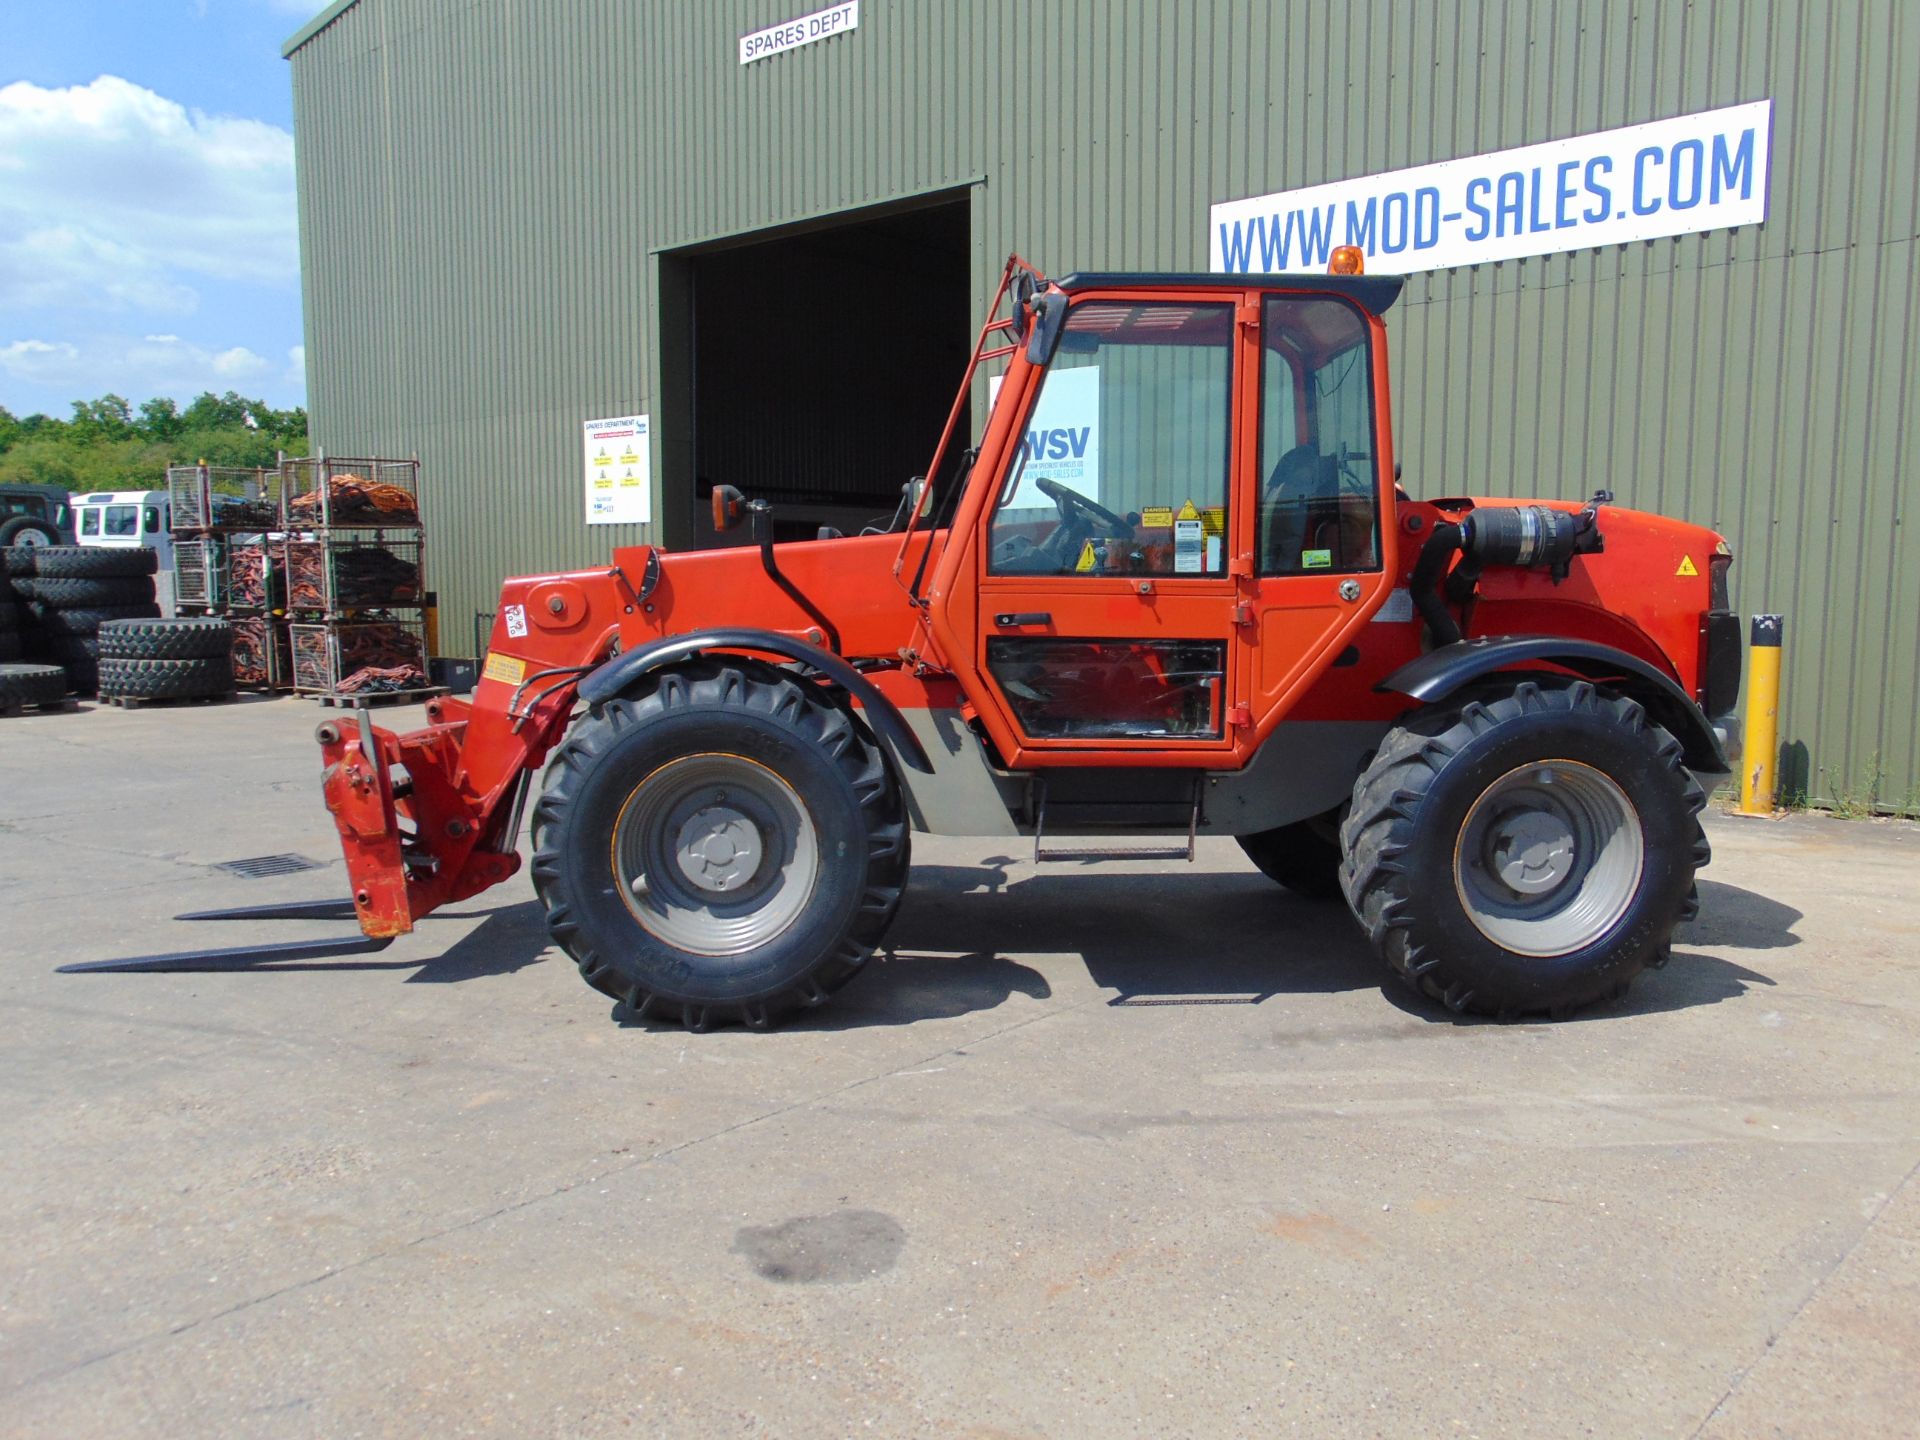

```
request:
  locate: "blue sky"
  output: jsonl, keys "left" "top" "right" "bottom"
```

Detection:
{"left": 1, "top": 1, "right": 327, "bottom": 419}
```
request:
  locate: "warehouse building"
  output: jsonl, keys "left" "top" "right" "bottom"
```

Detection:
{"left": 285, "top": 0, "right": 1920, "bottom": 809}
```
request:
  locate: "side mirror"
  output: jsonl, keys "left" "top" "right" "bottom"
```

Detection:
{"left": 711, "top": 484, "right": 746, "bottom": 532}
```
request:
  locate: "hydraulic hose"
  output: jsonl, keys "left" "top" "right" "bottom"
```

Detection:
{"left": 1409, "top": 522, "right": 1465, "bottom": 647}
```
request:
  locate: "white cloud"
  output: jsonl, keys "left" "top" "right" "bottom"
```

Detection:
{"left": 0, "top": 332, "right": 284, "bottom": 400}
{"left": 0, "top": 75, "right": 296, "bottom": 319}
{"left": 0, "top": 339, "right": 85, "bottom": 385}
{"left": 212, "top": 345, "right": 271, "bottom": 379}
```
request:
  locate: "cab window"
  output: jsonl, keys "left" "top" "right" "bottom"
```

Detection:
{"left": 79, "top": 508, "right": 101, "bottom": 537}
{"left": 988, "top": 300, "right": 1234, "bottom": 577}
{"left": 1258, "top": 297, "right": 1381, "bottom": 575}
{"left": 104, "top": 505, "right": 139, "bottom": 537}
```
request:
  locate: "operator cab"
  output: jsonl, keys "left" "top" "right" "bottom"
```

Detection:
{"left": 948, "top": 270, "right": 1404, "bottom": 759}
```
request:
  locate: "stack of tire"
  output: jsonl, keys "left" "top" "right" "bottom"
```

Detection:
{"left": 97, "top": 617, "right": 235, "bottom": 704}
{"left": 19, "top": 547, "right": 160, "bottom": 694}
{"left": 0, "top": 547, "right": 67, "bottom": 711}
{"left": 0, "top": 547, "right": 29, "bottom": 663}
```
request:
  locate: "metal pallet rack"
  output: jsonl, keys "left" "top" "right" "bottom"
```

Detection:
{"left": 279, "top": 456, "right": 440, "bottom": 702}
{"left": 230, "top": 613, "right": 293, "bottom": 690}
{"left": 165, "top": 465, "right": 291, "bottom": 686}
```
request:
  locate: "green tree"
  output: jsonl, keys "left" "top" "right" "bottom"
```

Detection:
{"left": 0, "top": 390, "right": 308, "bottom": 488}
{"left": 137, "top": 397, "right": 184, "bottom": 441}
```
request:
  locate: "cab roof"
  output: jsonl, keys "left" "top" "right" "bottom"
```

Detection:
{"left": 1055, "top": 271, "right": 1404, "bottom": 314}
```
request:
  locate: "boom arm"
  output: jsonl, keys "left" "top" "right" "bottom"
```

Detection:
{"left": 322, "top": 568, "right": 630, "bottom": 937}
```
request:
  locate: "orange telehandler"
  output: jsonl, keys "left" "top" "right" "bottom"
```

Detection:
{"left": 72, "top": 253, "right": 1741, "bottom": 1029}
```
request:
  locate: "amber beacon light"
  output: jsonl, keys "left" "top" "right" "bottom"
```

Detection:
{"left": 1328, "top": 245, "right": 1365, "bottom": 275}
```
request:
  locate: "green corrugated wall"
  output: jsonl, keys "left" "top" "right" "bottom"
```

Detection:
{"left": 289, "top": 0, "right": 1920, "bottom": 811}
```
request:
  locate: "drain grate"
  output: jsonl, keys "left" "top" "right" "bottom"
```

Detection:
{"left": 212, "top": 853, "right": 325, "bottom": 880}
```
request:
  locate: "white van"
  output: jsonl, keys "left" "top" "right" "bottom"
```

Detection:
{"left": 73, "top": 490, "right": 173, "bottom": 570}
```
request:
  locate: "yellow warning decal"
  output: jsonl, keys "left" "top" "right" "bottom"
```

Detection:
{"left": 1074, "top": 539, "right": 1098, "bottom": 572}
{"left": 1141, "top": 506, "right": 1174, "bottom": 527}
{"left": 1176, "top": 499, "right": 1201, "bottom": 521}
{"left": 1202, "top": 506, "right": 1226, "bottom": 536}
{"left": 482, "top": 652, "right": 526, "bottom": 685}
{"left": 1676, "top": 555, "right": 1698, "bottom": 577}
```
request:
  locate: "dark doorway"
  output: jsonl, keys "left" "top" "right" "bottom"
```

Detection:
{"left": 662, "top": 191, "right": 972, "bottom": 547}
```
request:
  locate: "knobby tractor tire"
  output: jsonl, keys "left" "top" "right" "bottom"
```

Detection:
{"left": 31, "top": 603, "right": 162, "bottom": 635}
{"left": 27, "top": 576, "right": 157, "bottom": 610}
{"left": 531, "top": 658, "right": 910, "bottom": 1031}
{"left": 1339, "top": 679, "right": 1708, "bottom": 1019}
{"left": 1, "top": 546, "right": 38, "bottom": 578}
{"left": 1237, "top": 816, "right": 1343, "bottom": 898}
{"left": 32, "top": 546, "right": 158, "bottom": 580}
{"left": 96, "top": 654, "right": 234, "bottom": 699}
{"left": 0, "top": 631, "right": 20, "bottom": 663}
{"left": 0, "top": 662, "right": 65, "bottom": 707}
{"left": 98, "top": 617, "right": 232, "bottom": 662}
{"left": 0, "top": 599, "right": 22, "bottom": 630}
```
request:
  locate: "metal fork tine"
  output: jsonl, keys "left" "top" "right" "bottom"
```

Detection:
{"left": 58, "top": 934, "right": 395, "bottom": 973}
{"left": 175, "top": 898, "right": 361, "bottom": 922}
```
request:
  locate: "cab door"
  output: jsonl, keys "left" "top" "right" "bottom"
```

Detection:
{"left": 1240, "top": 294, "right": 1398, "bottom": 729}
{"left": 972, "top": 291, "right": 1247, "bottom": 760}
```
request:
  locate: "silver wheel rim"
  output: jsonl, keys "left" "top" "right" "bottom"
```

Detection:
{"left": 15, "top": 530, "right": 50, "bottom": 547}
{"left": 1452, "top": 759, "right": 1644, "bottom": 957}
{"left": 611, "top": 753, "right": 819, "bottom": 956}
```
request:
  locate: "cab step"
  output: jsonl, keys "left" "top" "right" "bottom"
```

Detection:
{"left": 1031, "top": 778, "right": 1200, "bottom": 864}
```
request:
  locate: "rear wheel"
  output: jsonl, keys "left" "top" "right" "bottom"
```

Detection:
{"left": 1340, "top": 680, "right": 1707, "bottom": 1018}
{"left": 1237, "top": 815, "right": 1342, "bottom": 898}
{"left": 531, "top": 659, "right": 909, "bottom": 1030}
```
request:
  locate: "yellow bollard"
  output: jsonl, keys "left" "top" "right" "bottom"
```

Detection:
{"left": 1739, "top": 614, "right": 1783, "bottom": 814}
{"left": 423, "top": 590, "right": 440, "bottom": 659}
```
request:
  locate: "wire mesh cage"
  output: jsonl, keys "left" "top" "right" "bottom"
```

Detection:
{"left": 166, "top": 465, "right": 210, "bottom": 532}
{"left": 284, "top": 534, "right": 425, "bottom": 614}
{"left": 207, "top": 466, "right": 282, "bottom": 530}
{"left": 226, "top": 537, "right": 283, "bottom": 612}
{"left": 230, "top": 615, "right": 291, "bottom": 690}
{"left": 290, "top": 618, "right": 428, "bottom": 695}
{"left": 166, "top": 466, "right": 281, "bottom": 532}
{"left": 282, "top": 456, "right": 421, "bottom": 529}
{"left": 174, "top": 536, "right": 223, "bottom": 611}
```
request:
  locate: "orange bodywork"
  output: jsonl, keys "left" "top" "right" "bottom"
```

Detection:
{"left": 322, "top": 264, "right": 1730, "bottom": 941}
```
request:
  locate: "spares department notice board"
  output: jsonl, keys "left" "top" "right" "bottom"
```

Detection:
{"left": 583, "top": 414, "right": 651, "bottom": 526}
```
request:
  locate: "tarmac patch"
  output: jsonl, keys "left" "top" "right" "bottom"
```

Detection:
{"left": 732, "top": 1208, "right": 905, "bottom": 1284}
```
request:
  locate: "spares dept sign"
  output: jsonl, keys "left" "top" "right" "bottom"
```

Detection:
{"left": 1211, "top": 100, "right": 1772, "bottom": 276}
{"left": 739, "top": 2, "right": 858, "bottom": 65}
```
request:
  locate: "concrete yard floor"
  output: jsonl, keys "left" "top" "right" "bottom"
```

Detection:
{"left": 2, "top": 696, "right": 1916, "bottom": 1439}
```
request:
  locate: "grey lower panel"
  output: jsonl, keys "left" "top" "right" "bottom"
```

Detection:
{"left": 897, "top": 710, "right": 1024, "bottom": 837}
{"left": 896, "top": 710, "right": 1391, "bottom": 839}
{"left": 1200, "top": 720, "right": 1392, "bottom": 834}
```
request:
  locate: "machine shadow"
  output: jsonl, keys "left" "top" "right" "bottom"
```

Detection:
{"left": 785, "top": 861, "right": 1381, "bottom": 1032}
{"left": 292, "top": 866, "right": 1794, "bottom": 1029}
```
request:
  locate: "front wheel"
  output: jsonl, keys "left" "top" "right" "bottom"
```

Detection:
{"left": 1340, "top": 680, "right": 1708, "bottom": 1018}
{"left": 530, "top": 658, "right": 908, "bottom": 1030}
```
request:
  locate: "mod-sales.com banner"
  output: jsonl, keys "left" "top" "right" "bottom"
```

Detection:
{"left": 1210, "top": 100, "right": 1772, "bottom": 276}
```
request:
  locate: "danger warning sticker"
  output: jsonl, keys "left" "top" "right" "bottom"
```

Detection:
{"left": 1141, "top": 506, "right": 1174, "bottom": 528}
{"left": 1676, "top": 555, "right": 1698, "bottom": 577}
{"left": 482, "top": 652, "right": 526, "bottom": 685}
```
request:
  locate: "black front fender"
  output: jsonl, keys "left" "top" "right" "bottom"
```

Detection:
{"left": 578, "top": 628, "right": 934, "bottom": 774}
{"left": 1379, "top": 636, "right": 1730, "bottom": 773}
